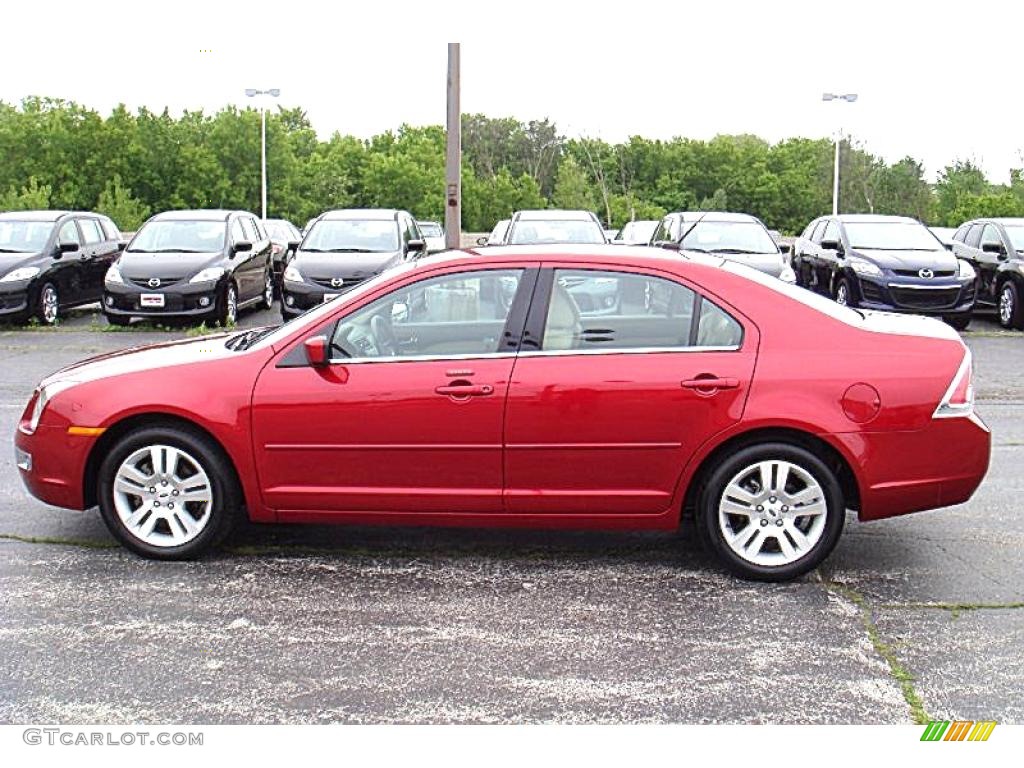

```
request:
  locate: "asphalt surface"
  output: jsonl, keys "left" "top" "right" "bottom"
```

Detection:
{"left": 0, "top": 304, "right": 1021, "bottom": 724}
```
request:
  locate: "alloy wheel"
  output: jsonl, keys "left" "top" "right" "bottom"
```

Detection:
{"left": 112, "top": 445, "right": 213, "bottom": 548}
{"left": 264, "top": 274, "right": 274, "bottom": 308}
{"left": 40, "top": 284, "right": 59, "bottom": 324}
{"left": 835, "top": 283, "right": 849, "bottom": 306}
{"left": 717, "top": 460, "right": 828, "bottom": 567}
{"left": 226, "top": 285, "right": 238, "bottom": 324}
{"left": 1000, "top": 284, "right": 1014, "bottom": 326}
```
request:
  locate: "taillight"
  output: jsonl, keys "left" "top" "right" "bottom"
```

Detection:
{"left": 934, "top": 350, "right": 974, "bottom": 419}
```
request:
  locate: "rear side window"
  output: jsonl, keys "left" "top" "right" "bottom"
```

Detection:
{"left": 540, "top": 269, "right": 742, "bottom": 352}
{"left": 78, "top": 218, "right": 104, "bottom": 244}
{"left": 820, "top": 220, "right": 839, "bottom": 244}
{"left": 965, "top": 224, "right": 983, "bottom": 248}
{"left": 240, "top": 217, "right": 258, "bottom": 242}
{"left": 952, "top": 224, "right": 969, "bottom": 243}
{"left": 99, "top": 217, "right": 121, "bottom": 240}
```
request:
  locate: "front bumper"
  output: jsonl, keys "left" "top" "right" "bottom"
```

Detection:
{"left": 15, "top": 423, "right": 95, "bottom": 510}
{"left": 0, "top": 286, "right": 30, "bottom": 317}
{"left": 836, "top": 412, "right": 991, "bottom": 522}
{"left": 281, "top": 279, "right": 362, "bottom": 316}
{"left": 852, "top": 275, "right": 976, "bottom": 316}
{"left": 104, "top": 281, "right": 220, "bottom": 318}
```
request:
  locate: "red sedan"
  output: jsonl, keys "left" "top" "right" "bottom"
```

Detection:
{"left": 14, "top": 246, "right": 990, "bottom": 580}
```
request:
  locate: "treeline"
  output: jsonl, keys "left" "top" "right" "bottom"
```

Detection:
{"left": 2, "top": 96, "right": 1023, "bottom": 234}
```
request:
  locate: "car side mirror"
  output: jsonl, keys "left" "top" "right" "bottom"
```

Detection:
{"left": 778, "top": 243, "right": 792, "bottom": 255}
{"left": 233, "top": 241, "right": 253, "bottom": 255}
{"left": 304, "top": 335, "right": 329, "bottom": 367}
{"left": 819, "top": 239, "right": 840, "bottom": 251}
{"left": 658, "top": 241, "right": 681, "bottom": 251}
{"left": 943, "top": 242, "right": 954, "bottom": 251}
{"left": 407, "top": 239, "right": 426, "bottom": 254}
{"left": 117, "top": 241, "right": 127, "bottom": 252}
{"left": 982, "top": 242, "right": 1005, "bottom": 255}
{"left": 56, "top": 240, "right": 78, "bottom": 256}
{"left": 287, "top": 240, "right": 301, "bottom": 253}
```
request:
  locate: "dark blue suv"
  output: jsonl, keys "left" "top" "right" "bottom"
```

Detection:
{"left": 791, "top": 214, "right": 977, "bottom": 329}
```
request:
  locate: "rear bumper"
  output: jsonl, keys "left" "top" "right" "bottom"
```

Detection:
{"left": 835, "top": 412, "right": 991, "bottom": 521}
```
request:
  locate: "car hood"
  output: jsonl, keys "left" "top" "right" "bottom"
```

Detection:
{"left": 682, "top": 249, "right": 786, "bottom": 277}
{"left": 0, "top": 252, "right": 43, "bottom": 275}
{"left": 853, "top": 248, "right": 958, "bottom": 271}
{"left": 41, "top": 333, "right": 239, "bottom": 388}
{"left": 118, "top": 251, "right": 223, "bottom": 280}
{"left": 292, "top": 250, "right": 401, "bottom": 278}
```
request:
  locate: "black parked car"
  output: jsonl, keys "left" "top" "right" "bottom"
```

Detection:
{"left": 280, "top": 209, "right": 425, "bottom": 320}
{"left": 103, "top": 209, "right": 273, "bottom": 326}
{"left": 0, "top": 210, "right": 123, "bottom": 325}
{"left": 264, "top": 218, "right": 303, "bottom": 295}
{"left": 950, "top": 218, "right": 1024, "bottom": 329}
{"left": 791, "top": 214, "right": 976, "bottom": 329}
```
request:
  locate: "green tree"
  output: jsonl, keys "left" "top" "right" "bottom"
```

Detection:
{"left": 0, "top": 176, "right": 51, "bottom": 210}
{"left": 96, "top": 174, "right": 151, "bottom": 230}
{"left": 552, "top": 155, "right": 596, "bottom": 210}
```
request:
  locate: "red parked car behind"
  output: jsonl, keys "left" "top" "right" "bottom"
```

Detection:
{"left": 15, "top": 245, "right": 990, "bottom": 580}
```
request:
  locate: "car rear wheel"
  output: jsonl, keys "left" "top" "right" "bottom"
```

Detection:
{"left": 699, "top": 443, "right": 845, "bottom": 581}
{"left": 834, "top": 278, "right": 853, "bottom": 307}
{"left": 97, "top": 425, "right": 242, "bottom": 560}
{"left": 998, "top": 280, "right": 1023, "bottom": 330}
{"left": 37, "top": 282, "right": 59, "bottom": 325}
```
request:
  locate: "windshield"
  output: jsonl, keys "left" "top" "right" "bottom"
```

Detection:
{"left": 681, "top": 221, "right": 778, "bottom": 254}
{"left": 265, "top": 221, "right": 296, "bottom": 241}
{"left": 0, "top": 220, "right": 54, "bottom": 253}
{"left": 302, "top": 219, "right": 399, "bottom": 253}
{"left": 509, "top": 218, "right": 605, "bottom": 245}
{"left": 845, "top": 222, "right": 943, "bottom": 251}
{"left": 617, "top": 220, "right": 658, "bottom": 244}
{"left": 419, "top": 223, "right": 443, "bottom": 237}
{"left": 129, "top": 220, "right": 226, "bottom": 253}
{"left": 1004, "top": 226, "right": 1024, "bottom": 252}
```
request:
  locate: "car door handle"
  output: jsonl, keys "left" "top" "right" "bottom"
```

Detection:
{"left": 435, "top": 383, "right": 494, "bottom": 397}
{"left": 681, "top": 377, "right": 740, "bottom": 390}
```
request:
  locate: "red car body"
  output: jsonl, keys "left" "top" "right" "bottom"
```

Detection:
{"left": 15, "top": 246, "right": 990, "bottom": 566}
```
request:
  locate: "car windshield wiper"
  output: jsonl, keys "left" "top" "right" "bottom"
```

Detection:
{"left": 225, "top": 325, "right": 278, "bottom": 351}
{"left": 327, "top": 247, "right": 380, "bottom": 253}
{"left": 708, "top": 248, "right": 767, "bottom": 255}
{"left": 0, "top": 247, "right": 31, "bottom": 253}
{"left": 149, "top": 248, "right": 206, "bottom": 253}
{"left": 680, "top": 245, "right": 709, "bottom": 253}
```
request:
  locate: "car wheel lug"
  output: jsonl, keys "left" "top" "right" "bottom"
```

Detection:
{"left": 760, "top": 519, "right": 768, "bottom": 526}
{"left": 782, "top": 505, "right": 789, "bottom": 512}
{"left": 769, "top": 496, "right": 777, "bottom": 503}
{"left": 756, "top": 505, "right": 764, "bottom": 512}
{"left": 154, "top": 501, "right": 161, "bottom": 507}
{"left": 149, "top": 487, "right": 156, "bottom": 493}
{"left": 775, "top": 519, "right": 783, "bottom": 527}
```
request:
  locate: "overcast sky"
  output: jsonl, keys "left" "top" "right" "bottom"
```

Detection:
{"left": 2, "top": 0, "right": 1020, "bottom": 182}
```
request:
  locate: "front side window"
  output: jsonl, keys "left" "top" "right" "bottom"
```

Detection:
{"left": 58, "top": 220, "right": 81, "bottom": 246}
{"left": 78, "top": 218, "right": 104, "bottom": 244}
{"left": 820, "top": 220, "right": 840, "bottom": 245}
{"left": 980, "top": 224, "right": 1002, "bottom": 249}
{"left": 540, "top": 269, "right": 742, "bottom": 352}
{"left": 330, "top": 269, "right": 524, "bottom": 360}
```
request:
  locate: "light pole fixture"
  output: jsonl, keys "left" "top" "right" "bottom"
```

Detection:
{"left": 822, "top": 92, "right": 858, "bottom": 216}
{"left": 245, "top": 88, "right": 281, "bottom": 220}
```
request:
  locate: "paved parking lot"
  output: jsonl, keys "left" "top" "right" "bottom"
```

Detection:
{"left": 0, "top": 304, "right": 1021, "bottom": 724}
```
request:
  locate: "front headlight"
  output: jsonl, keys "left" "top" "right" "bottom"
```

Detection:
{"left": 24, "top": 380, "right": 80, "bottom": 434}
{"left": 957, "top": 259, "right": 976, "bottom": 280}
{"left": 779, "top": 265, "right": 797, "bottom": 284}
{"left": 0, "top": 266, "right": 41, "bottom": 283}
{"left": 848, "top": 258, "right": 882, "bottom": 277}
{"left": 283, "top": 264, "right": 303, "bottom": 283}
{"left": 189, "top": 267, "right": 226, "bottom": 284}
{"left": 105, "top": 264, "right": 123, "bottom": 284}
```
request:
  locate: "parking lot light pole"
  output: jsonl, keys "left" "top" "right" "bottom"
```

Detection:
{"left": 245, "top": 88, "right": 281, "bottom": 220}
{"left": 445, "top": 44, "right": 461, "bottom": 250}
{"left": 822, "top": 92, "right": 858, "bottom": 215}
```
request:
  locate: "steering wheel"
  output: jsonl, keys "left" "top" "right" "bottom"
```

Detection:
{"left": 370, "top": 313, "right": 399, "bottom": 356}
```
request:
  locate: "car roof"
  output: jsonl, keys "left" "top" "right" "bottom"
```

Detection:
{"left": 427, "top": 243, "right": 689, "bottom": 266}
{"left": 150, "top": 210, "right": 248, "bottom": 222}
{"left": 320, "top": 209, "right": 402, "bottom": 221}
{"left": 835, "top": 214, "right": 920, "bottom": 224}
{"left": 670, "top": 211, "right": 760, "bottom": 223}
{"left": 0, "top": 210, "right": 80, "bottom": 221}
{"left": 514, "top": 210, "right": 597, "bottom": 221}
{"left": 967, "top": 217, "right": 1024, "bottom": 226}
{"left": 416, "top": 220, "right": 442, "bottom": 226}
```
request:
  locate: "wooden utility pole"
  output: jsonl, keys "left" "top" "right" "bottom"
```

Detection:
{"left": 445, "top": 43, "right": 461, "bottom": 249}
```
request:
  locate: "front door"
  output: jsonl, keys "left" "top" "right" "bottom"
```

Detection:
{"left": 252, "top": 265, "right": 537, "bottom": 515}
{"left": 503, "top": 267, "right": 758, "bottom": 515}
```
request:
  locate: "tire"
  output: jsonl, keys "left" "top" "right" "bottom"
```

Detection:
{"left": 698, "top": 442, "right": 846, "bottom": 581}
{"left": 261, "top": 269, "right": 274, "bottom": 310}
{"left": 943, "top": 314, "right": 971, "bottom": 332}
{"left": 105, "top": 314, "right": 131, "bottom": 327}
{"left": 998, "top": 280, "right": 1024, "bottom": 330}
{"left": 97, "top": 424, "right": 243, "bottom": 560}
{"left": 216, "top": 283, "right": 238, "bottom": 327}
{"left": 37, "top": 282, "right": 60, "bottom": 325}
{"left": 834, "top": 278, "right": 854, "bottom": 307}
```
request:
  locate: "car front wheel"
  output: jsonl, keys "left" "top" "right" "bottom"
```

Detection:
{"left": 216, "top": 283, "right": 238, "bottom": 327}
{"left": 834, "top": 278, "right": 853, "bottom": 307}
{"left": 699, "top": 443, "right": 845, "bottom": 581}
{"left": 37, "top": 282, "right": 59, "bottom": 325}
{"left": 999, "top": 280, "right": 1024, "bottom": 330}
{"left": 97, "top": 425, "right": 241, "bottom": 560}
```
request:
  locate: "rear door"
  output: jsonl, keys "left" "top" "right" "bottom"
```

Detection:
{"left": 77, "top": 217, "right": 114, "bottom": 300}
{"left": 502, "top": 265, "right": 758, "bottom": 515}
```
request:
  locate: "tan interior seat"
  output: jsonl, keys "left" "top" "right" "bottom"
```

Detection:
{"left": 543, "top": 284, "right": 582, "bottom": 351}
